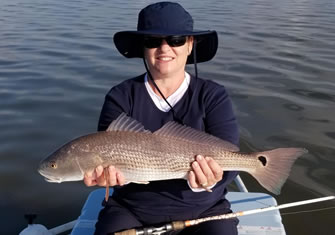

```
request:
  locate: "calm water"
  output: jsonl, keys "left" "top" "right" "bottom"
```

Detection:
{"left": 1, "top": 0, "right": 335, "bottom": 234}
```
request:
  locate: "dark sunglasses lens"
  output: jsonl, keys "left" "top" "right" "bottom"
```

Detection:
{"left": 143, "top": 36, "right": 187, "bottom": 48}
{"left": 166, "top": 36, "right": 187, "bottom": 47}
{"left": 143, "top": 37, "right": 162, "bottom": 48}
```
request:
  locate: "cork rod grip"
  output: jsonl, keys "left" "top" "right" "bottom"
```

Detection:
{"left": 114, "top": 228, "right": 137, "bottom": 235}
{"left": 172, "top": 221, "right": 186, "bottom": 230}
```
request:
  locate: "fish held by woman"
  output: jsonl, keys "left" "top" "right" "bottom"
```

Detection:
{"left": 38, "top": 113, "right": 308, "bottom": 195}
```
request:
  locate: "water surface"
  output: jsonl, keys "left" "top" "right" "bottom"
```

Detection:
{"left": 1, "top": 0, "right": 334, "bottom": 234}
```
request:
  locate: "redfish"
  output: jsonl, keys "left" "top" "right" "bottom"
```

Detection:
{"left": 38, "top": 113, "right": 307, "bottom": 194}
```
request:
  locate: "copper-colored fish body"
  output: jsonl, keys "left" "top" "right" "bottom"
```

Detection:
{"left": 38, "top": 113, "right": 308, "bottom": 195}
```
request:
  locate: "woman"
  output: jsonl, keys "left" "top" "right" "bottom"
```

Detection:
{"left": 84, "top": 2, "right": 239, "bottom": 234}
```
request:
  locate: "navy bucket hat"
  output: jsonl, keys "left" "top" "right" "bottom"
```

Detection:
{"left": 113, "top": 2, "right": 218, "bottom": 64}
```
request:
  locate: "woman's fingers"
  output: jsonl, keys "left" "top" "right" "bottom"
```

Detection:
{"left": 83, "top": 165, "right": 125, "bottom": 187}
{"left": 188, "top": 170, "right": 199, "bottom": 188}
{"left": 206, "top": 157, "right": 223, "bottom": 181}
{"left": 190, "top": 155, "right": 224, "bottom": 190}
{"left": 116, "top": 169, "right": 125, "bottom": 186}
{"left": 196, "top": 155, "right": 215, "bottom": 185}
{"left": 95, "top": 165, "right": 106, "bottom": 186}
{"left": 192, "top": 160, "right": 209, "bottom": 187}
{"left": 107, "top": 166, "right": 117, "bottom": 186}
{"left": 83, "top": 169, "right": 96, "bottom": 186}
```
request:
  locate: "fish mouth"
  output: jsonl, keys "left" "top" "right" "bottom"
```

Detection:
{"left": 38, "top": 169, "right": 63, "bottom": 183}
{"left": 44, "top": 177, "right": 62, "bottom": 183}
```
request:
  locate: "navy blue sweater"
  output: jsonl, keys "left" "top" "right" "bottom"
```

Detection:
{"left": 98, "top": 74, "right": 239, "bottom": 221}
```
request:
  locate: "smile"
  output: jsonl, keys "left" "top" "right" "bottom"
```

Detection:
{"left": 157, "top": 56, "right": 174, "bottom": 61}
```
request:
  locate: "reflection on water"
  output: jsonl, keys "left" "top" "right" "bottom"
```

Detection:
{"left": 325, "top": 132, "right": 335, "bottom": 140}
{"left": 291, "top": 89, "right": 335, "bottom": 102}
{"left": 1, "top": 0, "right": 335, "bottom": 234}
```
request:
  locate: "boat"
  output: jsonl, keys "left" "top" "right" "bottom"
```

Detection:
{"left": 19, "top": 175, "right": 287, "bottom": 235}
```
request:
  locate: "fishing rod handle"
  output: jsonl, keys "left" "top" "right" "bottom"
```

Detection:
{"left": 114, "top": 229, "right": 136, "bottom": 235}
{"left": 114, "top": 221, "right": 185, "bottom": 235}
{"left": 172, "top": 221, "right": 186, "bottom": 230}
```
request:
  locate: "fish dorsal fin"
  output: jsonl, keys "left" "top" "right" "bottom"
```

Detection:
{"left": 154, "top": 122, "right": 239, "bottom": 152}
{"left": 107, "top": 113, "right": 151, "bottom": 133}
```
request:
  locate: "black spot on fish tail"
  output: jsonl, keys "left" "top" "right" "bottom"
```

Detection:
{"left": 252, "top": 148, "right": 308, "bottom": 194}
{"left": 258, "top": 156, "right": 267, "bottom": 166}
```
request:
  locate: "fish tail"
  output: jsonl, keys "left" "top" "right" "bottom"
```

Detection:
{"left": 251, "top": 147, "right": 308, "bottom": 195}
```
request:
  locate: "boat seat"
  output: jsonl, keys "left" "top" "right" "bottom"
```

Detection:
{"left": 227, "top": 192, "right": 286, "bottom": 235}
{"left": 71, "top": 189, "right": 286, "bottom": 235}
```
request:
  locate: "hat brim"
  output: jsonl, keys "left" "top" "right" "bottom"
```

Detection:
{"left": 113, "top": 30, "right": 218, "bottom": 64}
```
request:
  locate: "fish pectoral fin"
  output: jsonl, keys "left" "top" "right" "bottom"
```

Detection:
{"left": 129, "top": 181, "right": 150, "bottom": 184}
{"left": 104, "top": 168, "right": 110, "bottom": 202}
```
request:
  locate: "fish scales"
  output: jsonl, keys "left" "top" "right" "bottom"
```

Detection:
{"left": 38, "top": 113, "right": 308, "bottom": 194}
{"left": 74, "top": 131, "right": 257, "bottom": 182}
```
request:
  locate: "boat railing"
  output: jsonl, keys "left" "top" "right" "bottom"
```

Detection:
{"left": 234, "top": 175, "right": 249, "bottom": 193}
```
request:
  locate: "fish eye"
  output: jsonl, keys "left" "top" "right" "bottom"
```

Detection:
{"left": 50, "top": 161, "right": 57, "bottom": 169}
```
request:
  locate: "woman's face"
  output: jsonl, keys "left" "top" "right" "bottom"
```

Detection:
{"left": 144, "top": 36, "right": 194, "bottom": 78}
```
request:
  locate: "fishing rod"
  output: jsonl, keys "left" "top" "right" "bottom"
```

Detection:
{"left": 115, "top": 195, "right": 335, "bottom": 235}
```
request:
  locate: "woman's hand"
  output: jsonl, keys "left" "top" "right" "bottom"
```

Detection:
{"left": 188, "top": 155, "right": 223, "bottom": 191}
{"left": 83, "top": 165, "right": 125, "bottom": 187}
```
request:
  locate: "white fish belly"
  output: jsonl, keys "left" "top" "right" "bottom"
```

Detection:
{"left": 121, "top": 167, "right": 188, "bottom": 182}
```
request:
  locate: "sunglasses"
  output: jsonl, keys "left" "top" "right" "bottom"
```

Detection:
{"left": 143, "top": 36, "right": 187, "bottom": 48}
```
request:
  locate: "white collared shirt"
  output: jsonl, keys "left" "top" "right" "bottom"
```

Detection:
{"left": 144, "top": 72, "right": 190, "bottom": 112}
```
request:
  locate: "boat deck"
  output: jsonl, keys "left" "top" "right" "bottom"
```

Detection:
{"left": 71, "top": 188, "right": 286, "bottom": 235}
